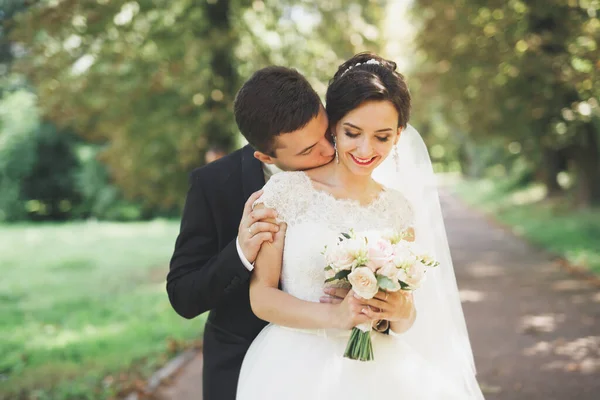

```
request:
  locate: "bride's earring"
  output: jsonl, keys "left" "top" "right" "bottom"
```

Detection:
{"left": 393, "top": 145, "right": 400, "bottom": 172}
{"left": 333, "top": 136, "right": 339, "bottom": 164}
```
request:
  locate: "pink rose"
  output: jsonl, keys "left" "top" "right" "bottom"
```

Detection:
{"left": 348, "top": 267, "right": 379, "bottom": 299}
{"left": 366, "top": 239, "right": 395, "bottom": 272}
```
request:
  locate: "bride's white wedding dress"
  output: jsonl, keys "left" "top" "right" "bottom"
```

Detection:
{"left": 236, "top": 171, "right": 472, "bottom": 399}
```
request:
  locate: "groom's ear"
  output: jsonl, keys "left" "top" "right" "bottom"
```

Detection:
{"left": 253, "top": 150, "right": 276, "bottom": 165}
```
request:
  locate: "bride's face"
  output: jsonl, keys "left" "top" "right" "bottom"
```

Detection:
{"left": 334, "top": 100, "right": 401, "bottom": 177}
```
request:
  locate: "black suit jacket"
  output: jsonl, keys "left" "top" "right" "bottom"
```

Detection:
{"left": 167, "top": 145, "right": 266, "bottom": 400}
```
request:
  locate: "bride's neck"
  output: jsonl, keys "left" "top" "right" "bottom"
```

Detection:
{"left": 330, "top": 163, "right": 374, "bottom": 193}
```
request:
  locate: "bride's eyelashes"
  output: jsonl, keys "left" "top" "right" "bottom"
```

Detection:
{"left": 343, "top": 131, "right": 390, "bottom": 143}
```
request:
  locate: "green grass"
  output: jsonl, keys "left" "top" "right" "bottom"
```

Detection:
{"left": 0, "top": 220, "right": 206, "bottom": 399}
{"left": 452, "top": 178, "right": 600, "bottom": 275}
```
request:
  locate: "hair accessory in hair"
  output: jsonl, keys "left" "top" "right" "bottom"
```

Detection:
{"left": 340, "top": 59, "right": 382, "bottom": 77}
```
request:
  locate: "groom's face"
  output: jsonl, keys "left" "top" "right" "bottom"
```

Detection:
{"left": 256, "top": 107, "right": 334, "bottom": 171}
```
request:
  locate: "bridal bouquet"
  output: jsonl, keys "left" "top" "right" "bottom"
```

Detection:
{"left": 323, "top": 228, "right": 438, "bottom": 361}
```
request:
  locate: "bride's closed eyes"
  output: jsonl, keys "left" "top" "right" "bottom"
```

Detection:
{"left": 344, "top": 130, "right": 391, "bottom": 143}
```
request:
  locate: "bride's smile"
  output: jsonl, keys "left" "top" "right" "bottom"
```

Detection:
{"left": 349, "top": 154, "right": 378, "bottom": 166}
{"left": 333, "top": 100, "right": 401, "bottom": 177}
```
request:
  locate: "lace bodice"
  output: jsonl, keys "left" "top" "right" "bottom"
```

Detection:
{"left": 257, "top": 171, "right": 415, "bottom": 302}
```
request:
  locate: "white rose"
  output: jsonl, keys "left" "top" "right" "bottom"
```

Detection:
{"left": 325, "top": 246, "right": 355, "bottom": 272}
{"left": 366, "top": 239, "right": 395, "bottom": 272}
{"left": 397, "top": 260, "right": 428, "bottom": 289}
{"left": 348, "top": 267, "right": 379, "bottom": 299}
{"left": 344, "top": 237, "right": 369, "bottom": 266}
{"left": 392, "top": 242, "right": 416, "bottom": 269}
{"left": 380, "top": 229, "right": 402, "bottom": 245}
{"left": 376, "top": 263, "right": 401, "bottom": 292}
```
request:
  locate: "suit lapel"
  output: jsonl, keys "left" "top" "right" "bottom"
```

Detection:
{"left": 241, "top": 145, "right": 265, "bottom": 200}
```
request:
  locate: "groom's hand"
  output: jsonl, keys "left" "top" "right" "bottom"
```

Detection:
{"left": 239, "top": 190, "right": 281, "bottom": 264}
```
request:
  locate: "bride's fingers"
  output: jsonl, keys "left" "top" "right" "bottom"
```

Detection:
{"left": 319, "top": 295, "right": 342, "bottom": 304}
{"left": 372, "top": 290, "right": 391, "bottom": 301}
{"left": 360, "top": 306, "right": 385, "bottom": 320}
{"left": 356, "top": 294, "right": 387, "bottom": 311}
{"left": 323, "top": 287, "right": 350, "bottom": 299}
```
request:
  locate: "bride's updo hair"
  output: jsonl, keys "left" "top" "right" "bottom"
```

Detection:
{"left": 326, "top": 52, "right": 411, "bottom": 129}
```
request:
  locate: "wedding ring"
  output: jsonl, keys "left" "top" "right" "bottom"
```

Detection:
{"left": 248, "top": 226, "right": 253, "bottom": 235}
{"left": 385, "top": 292, "right": 389, "bottom": 301}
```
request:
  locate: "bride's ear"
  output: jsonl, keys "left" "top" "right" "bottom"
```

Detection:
{"left": 394, "top": 127, "right": 403, "bottom": 146}
{"left": 327, "top": 126, "right": 337, "bottom": 143}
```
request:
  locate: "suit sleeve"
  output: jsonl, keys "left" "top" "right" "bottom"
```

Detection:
{"left": 166, "top": 174, "right": 251, "bottom": 319}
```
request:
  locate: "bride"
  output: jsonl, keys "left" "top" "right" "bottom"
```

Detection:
{"left": 236, "top": 53, "right": 485, "bottom": 399}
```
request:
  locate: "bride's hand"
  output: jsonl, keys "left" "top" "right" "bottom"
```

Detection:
{"left": 332, "top": 289, "right": 373, "bottom": 330}
{"left": 267, "top": 222, "right": 287, "bottom": 252}
{"left": 359, "top": 290, "right": 415, "bottom": 322}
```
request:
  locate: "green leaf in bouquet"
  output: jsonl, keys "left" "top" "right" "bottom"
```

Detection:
{"left": 341, "top": 232, "right": 352, "bottom": 239}
{"left": 321, "top": 245, "right": 328, "bottom": 255}
{"left": 324, "top": 265, "right": 333, "bottom": 271}
{"left": 399, "top": 281, "right": 412, "bottom": 290}
{"left": 324, "top": 269, "right": 351, "bottom": 283}
{"left": 376, "top": 275, "right": 398, "bottom": 291}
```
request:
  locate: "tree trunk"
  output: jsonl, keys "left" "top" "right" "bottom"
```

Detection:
{"left": 570, "top": 122, "right": 600, "bottom": 208}
{"left": 539, "top": 147, "right": 564, "bottom": 198}
{"left": 203, "top": 0, "right": 239, "bottom": 152}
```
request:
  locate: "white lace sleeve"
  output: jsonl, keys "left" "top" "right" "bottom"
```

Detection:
{"left": 386, "top": 189, "right": 416, "bottom": 232}
{"left": 253, "top": 171, "right": 309, "bottom": 224}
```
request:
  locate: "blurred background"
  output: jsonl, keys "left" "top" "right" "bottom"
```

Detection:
{"left": 0, "top": 0, "right": 598, "bottom": 398}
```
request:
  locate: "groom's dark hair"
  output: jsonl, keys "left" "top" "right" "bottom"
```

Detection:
{"left": 234, "top": 66, "right": 322, "bottom": 156}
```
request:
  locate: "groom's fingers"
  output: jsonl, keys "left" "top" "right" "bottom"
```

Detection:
{"left": 248, "top": 208, "right": 278, "bottom": 224}
{"left": 249, "top": 221, "right": 280, "bottom": 236}
{"left": 250, "top": 232, "right": 274, "bottom": 245}
{"left": 243, "top": 190, "right": 264, "bottom": 215}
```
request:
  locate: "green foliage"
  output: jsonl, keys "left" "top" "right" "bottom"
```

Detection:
{"left": 10, "top": 0, "right": 385, "bottom": 207}
{"left": 0, "top": 89, "right": 143, "bottom": 222}
{"left": 0, "top": 220, "right": 202, "bottom": 398}
{"left": 0, "top": 89, "right": 39, "bottom": 221}
{"left": 20, "top": 123, "right": 83, "bottom": 220}
{"left": 75, "top": 144, "right": 146, "bottom": 221}
{"left": 412, "top": 0, "right": 600, "bottom": 205}
{"left": 376, "top": 274, "right": 397, "bottom": 291}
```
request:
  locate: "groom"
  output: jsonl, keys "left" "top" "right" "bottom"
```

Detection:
{"left": 167, "top": 66, "right": 412, "bottom": 400}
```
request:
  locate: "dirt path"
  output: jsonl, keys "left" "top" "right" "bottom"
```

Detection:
{"left": 156, "top": 191, "right": 600, "bottom": 400}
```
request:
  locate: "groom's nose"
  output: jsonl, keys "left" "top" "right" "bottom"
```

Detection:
{"left": 320, "top": 138, "right": 335, "bottom": 157}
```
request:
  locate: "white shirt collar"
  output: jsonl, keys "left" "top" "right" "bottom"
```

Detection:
{"left": 262, "top": 162, "right": 284, "bottom": 182}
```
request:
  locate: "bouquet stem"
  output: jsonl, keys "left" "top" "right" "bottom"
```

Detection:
{"left": 343, "top": 325, "right": 374, "bottom": 361}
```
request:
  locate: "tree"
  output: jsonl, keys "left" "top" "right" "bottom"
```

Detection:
{"left": 412, "top": 0, "right": 600, "bottom": 206}
{"left": 10, "top": 0, "right": 386, "bottom": 207}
